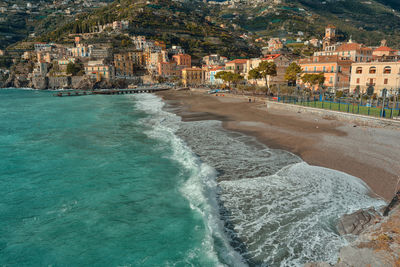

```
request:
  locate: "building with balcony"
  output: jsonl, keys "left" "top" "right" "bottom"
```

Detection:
{"left": 314, "top": 42, "right": 372, "bottom": 63}
{"left": 225, "top": 59, "right": 248, "bottom": 74}
{"left": 298, "top": 55, "right": 352, "bottom": 90}
{"left": 350, "top": 62, "right": 400, "bottom": 96}
{"left": 84, "top": 60, "right": 114, "bottom": 81}
{"left": 158, "top": 61, "right": 180, "bottom": 77}
{"left": 182, "top": 67, "right": 205, "bottom": 87}
{"left": 114, "top": 51, "right": 145, "bottom": 77}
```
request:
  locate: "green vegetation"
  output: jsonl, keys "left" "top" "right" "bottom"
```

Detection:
{"left": 301, "top": 73, "right": 325, "bottom": 90}
{"left": 66, "top": 62, "right": 84, "bottom": 76}
{"left": 215, "top": 71, "right": 244, "bottom": 87}
{"left": 250, "top": 61, "right": 277, "bottom": 91}
{"left": 217, "top": 0, "right": 400, "bottom": 48}
{"left": 285, "top": 62, "right": 302, "bottom": 85}
{"left": 35, "top": 0, "right": 259, "bottom": 59}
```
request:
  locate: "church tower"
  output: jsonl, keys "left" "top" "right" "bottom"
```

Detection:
{"left": 323, "top": 25, "right": 336, "bottom": 50}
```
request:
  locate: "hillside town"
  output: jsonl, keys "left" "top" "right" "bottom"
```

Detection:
{"left": 1, "top": 24, "right": 400, "bottom": 98}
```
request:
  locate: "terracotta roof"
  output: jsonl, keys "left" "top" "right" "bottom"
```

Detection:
{"left": 226, "top": 59, "right": 248, "bottom": 64}
{"left": 209, "top": 66, "right": 223, "bottom": 71}
{"left": 336, "top": 43, "right": 363, "bottom": 51}
{"left": 262, "top": 54, "right": 281, "bottom": 60}
{"left": 374, "top": 46, "right": 397, "bottom": 52}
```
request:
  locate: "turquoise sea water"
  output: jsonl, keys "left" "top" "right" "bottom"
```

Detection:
{"left": 0, "top": 89, "right": 239, "bottom": 266}
{"left": 0, "top": 89, "right": 386, "bottom": 266}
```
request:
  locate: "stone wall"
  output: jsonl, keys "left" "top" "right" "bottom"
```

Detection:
{"left": 48, "top": 77, "right": 70, "bottom": 89}
{"left": 71, "top": 76, "right": 85, "bottom": 89}
{"left": 32, "top": 77, "right": 48, "bottom": 90}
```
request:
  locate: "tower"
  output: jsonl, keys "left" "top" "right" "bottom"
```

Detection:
{"left": 323, "top": 25, "right": 336, "bottom": 50}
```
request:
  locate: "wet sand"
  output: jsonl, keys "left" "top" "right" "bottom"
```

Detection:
{"left": 157, "top": 89, "right": 400, "bottom": 201}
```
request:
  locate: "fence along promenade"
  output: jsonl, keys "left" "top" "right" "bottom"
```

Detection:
{"left": 274, "top": 95, "right": 400, "bottom": 120}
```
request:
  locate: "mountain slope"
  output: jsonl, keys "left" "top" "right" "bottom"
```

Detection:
{"left": 212, "top": 0, "right": 400, "bottom": 47}
{"left": 35, "top": 0, "right": 259, "bottom": 60}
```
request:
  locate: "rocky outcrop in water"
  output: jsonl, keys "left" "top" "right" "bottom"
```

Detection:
{"left": 337, "top": 208, "right": 381, "bottom": 236}
{"left": 307, "top": 194, "right": 400, "bottom": 267}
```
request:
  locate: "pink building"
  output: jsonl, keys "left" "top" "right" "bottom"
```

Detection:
{"left": 158, "top": 62, "right": 180, "bottom": 77}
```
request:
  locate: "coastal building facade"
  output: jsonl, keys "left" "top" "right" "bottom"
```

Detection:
{"left": 182, "top": 68, "right": 204, "bottom": 87}
{"left": 246, "top": 54, "right": 290, "bottom": 85}
{"left": 298, "top": 55, "right": 352, "bottom": 90}
{"left": 158, "top": 61, "right": 180, "bottom": 77}
{"left": 114, "top": 51, "right": 145, "bottom": 77}
{"left": 225, "top": 59, "right": 248, "bottom": 74}
{"left": 172, "top": 54, "right": 191, "bottom": 68}
{"left": 84, "top": 60, "right": 114, "bottom": 80}
{"left": 350, "top": 61, "right": 400, "bottom": 96}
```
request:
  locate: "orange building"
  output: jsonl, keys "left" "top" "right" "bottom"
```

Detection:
{"left": 298, "top": 55, "right": 352, "bottom": 90}
{"left": 172, "top": 54, "right": 191, "bottom": 68}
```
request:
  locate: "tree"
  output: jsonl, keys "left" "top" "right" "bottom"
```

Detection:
{"left": 301, "top": 73, "right": 325, "bottom": 91}
{"left": 284, "top": 62, "right": 302, "bottom": 85}
{"left": 231, "top": 73, "right": 244, "bottom": 86}
{"left": 257, "top": 61, "right": 277, "bottom": 93}
{"left": 66, "top": 62, "right": 83, "bottom": 76}
{"left": 248, "top": 69, "right": 261, "bottom": 81}
{"left": 215, "top": 71, "right": 243, "bottom": 88}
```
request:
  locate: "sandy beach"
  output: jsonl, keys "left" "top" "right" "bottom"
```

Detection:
{"left": 158, "top": 89, "right": 400, "bottom": 201}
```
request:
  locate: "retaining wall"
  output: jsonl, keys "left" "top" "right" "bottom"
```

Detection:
{"left": 48, "top": 77, "right": 70, "bottom": 89}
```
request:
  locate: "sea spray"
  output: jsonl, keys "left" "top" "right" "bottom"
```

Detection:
{"left": 133, "top": 94, "right": 247, "bottom": 266}
{"left": 164, "top": 105, "right": 386, "bottom": 266}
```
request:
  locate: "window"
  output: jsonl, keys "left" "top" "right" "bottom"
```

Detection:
{"left": 384, "top": 78, "right": 388, "bottom": 85}
{"left": 369, "top": 67, "right": 376, "bottom": 74}
{"left": 314, "top": 66, "right": 317, "bottom": 72}
{"left": 383, "top": 66, "right": 391, "bottom": 74}
{"left": 331, "top": 66, "right": 334, "bottom": 72}
{"left": 356, "top": 78, "right": 360, "bottom": 84}
{"left": 356, "top": 67, "right": 362, "bottom": 74}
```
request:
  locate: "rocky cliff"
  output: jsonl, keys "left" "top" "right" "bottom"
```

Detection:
{"left": 307, "top": 191, "right": 400, "bottom": 267}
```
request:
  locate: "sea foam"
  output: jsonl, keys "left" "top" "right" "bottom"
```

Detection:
{"left": 132, "top": 93, "right": 386, "bottom": 266}
{"left": 132, "top": 94, "right": 246, "bottom": 267}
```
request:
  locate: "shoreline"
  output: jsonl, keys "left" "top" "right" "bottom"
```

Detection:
{"left": 157, "top": 89, "right": 400, "bottom": 202}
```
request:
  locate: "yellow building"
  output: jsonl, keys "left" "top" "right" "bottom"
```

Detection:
{"left": 182, "top": 68, "right": 205, "bottom": 87}
{"left": 350, "top": 61, "right": 400, "bottom": 96}
{"left": 84, "top": 60, "right": 114, "bottom": 81}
